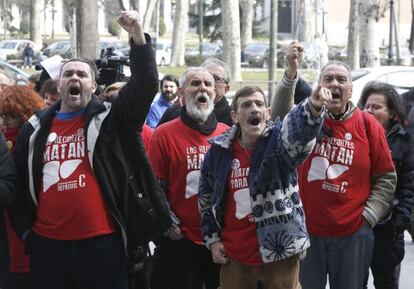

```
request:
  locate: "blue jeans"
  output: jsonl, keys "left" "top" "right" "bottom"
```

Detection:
{"left": 300, "top": 224, "right": 374, "bottom": 289}
{"left": 23, "top": 57, "right": 32, "bottom": 67}
{"left": 26, "top": 231, "right": 127, "bottom": 289}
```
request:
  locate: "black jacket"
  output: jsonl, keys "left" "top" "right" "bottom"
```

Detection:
{"left": 386, "top": 122, "right": 414, "bottom": 231}
{"left": 401, "top": 89, "right": 414, "bottom": 124}
{"left": 10, "top": 35, "right": 172, "bottom": 254}
{"left": 371, "top": 121, "right": 414, "bottom": 268}
{"left": 0, "top": 132, "right": 16, "bottom": 270}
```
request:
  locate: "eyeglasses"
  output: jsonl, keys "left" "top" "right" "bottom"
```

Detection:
{"left": 190, "top": 79, "right": 213, "bottom": 87}
{"left": 212, "top": 74, "right": 226, "bottom": 84}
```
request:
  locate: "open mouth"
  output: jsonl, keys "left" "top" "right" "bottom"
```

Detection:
{"left": 197, "top": 95, "right": 207, "bottom": 103}
{"left": 69, "top": 86, "right": 81, "bottom": 96}
{"left": 248, "top": 116, "right": 261, "bottom": 126}
{"left": 331, "top": 91, "right": 341, "bottom": 99}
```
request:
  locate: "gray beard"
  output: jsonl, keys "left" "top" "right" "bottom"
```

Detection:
{"left": 186, "top": 98, "right": 214, "bottom": 123}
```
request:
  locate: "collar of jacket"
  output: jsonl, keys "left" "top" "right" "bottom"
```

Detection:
{"left": 326, "top": 100, "right": 357, "bottom": 121}
{"left": 214, "top": 96, "right": 229, "bottom": 111}
{"left": 35, "top": 94, "right": 106, "bottom": 125}
{"left": 207, "top": 120, "right": 274, "bottom": 149}
{"left": 387, "top": 121, "right": 407, "bottom": 138}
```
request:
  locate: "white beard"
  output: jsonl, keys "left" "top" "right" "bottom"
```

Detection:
{"left": 185, "top": 94, "right": 214, "bottom": 123}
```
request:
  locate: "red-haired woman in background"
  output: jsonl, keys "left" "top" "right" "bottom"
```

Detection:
{"left": 0, "top": 85, "right": 44, "bottom": 289}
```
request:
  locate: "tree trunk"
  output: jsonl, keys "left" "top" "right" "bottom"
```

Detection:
{"left": 222, "top": 0, "right": 242, "bottom": 81}
{"left": 30, "top": 0, "right": 42, "bottom": 46}
{"left": 170, "top": 0, "right": 188, "bottom": 67}
{"left": 2, "top": 0, "right": 9, "bottom": 40}
{"left": 70, "top": 5, "right": 77, "bottom": 58}
{"left": 76, "top": 0, "right": 98, "bottom": 59}
{"left": 63, "top": 0, "right": 77, "bottom": 57}
{"left": 240, "top": 0, "right": 254, "bottom": 51}
{"left": 143, "top": 0, "right": 158, "bottom": 32}
{"left": 298, "top": 0, "right": 314, "bottom": 42}
{"left": 129, "top": 0, "right": 138, "bottom": 11}
{"left": 358, "top": 0, "right": 384, "bottom": 67}
{"left": 347, "top": 0, "right": 359, "bottom": 69}
{"left": 118, "top": 0, "right": 127, "bottom": 11}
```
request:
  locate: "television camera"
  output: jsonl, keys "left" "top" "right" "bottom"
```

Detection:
{"left": 95, "top": 47, "right": 129, "bottom": 87}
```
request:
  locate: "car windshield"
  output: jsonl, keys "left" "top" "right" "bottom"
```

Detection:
{"left": 99, "top": 42, "right": 111, "bottom": 49}
{"left": 202, "top": 44, "right": 218, "bottom": 53}
{"left": 99, "top": 41, "right": 125, "bottom": 49}
{"left": 245, "top": 44, "right": 267, "bottom": 53}
{"left": 0, "top": 61, "right": 29, "bottom": 81}
{"left": 48, "top": 42, "right": 70, "bottom": 50}
{"left": 0, "top": 42, "right": 17, "bottom": 49}
{"left": 351, "top": 70, "right": 369, "bottom": 81}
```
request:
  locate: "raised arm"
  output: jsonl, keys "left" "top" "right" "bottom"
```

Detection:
{"left": 270, "top": 43, "right": 303, "bottom": 120}
{"left": 114, "top": 10, "right": 159, "bottom": 127}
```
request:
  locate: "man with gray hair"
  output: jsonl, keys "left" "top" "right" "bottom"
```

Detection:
{"left": 149, "top": 66, "right": 229, "bottom": 289}
{"left": 201, "top": 58, "right": 233, "bottom": 125}
{"left": 272, "top": 43, "right": 397, "bottom": 289}
{"left": 157, "top": 58, "right": 233, "bottom": 126}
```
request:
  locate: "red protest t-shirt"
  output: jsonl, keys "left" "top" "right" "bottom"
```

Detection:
{"left": 149, "top": 118, "right": 228, "bottom": 244}
{"left": 222, "top": 140, "right": 261, "bottom": 265}
{"left": 299, "top": 110, "right": 395, "bottom": 236}
{"left": 142, "top": 124, "right": 153, "bottom": 151}
{"left": 33, "top": 114, "right": 116, "bottom": 240}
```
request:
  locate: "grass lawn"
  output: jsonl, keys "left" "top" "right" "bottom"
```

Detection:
{"left": 23, "top": 64, "right": 318, "bottom": 94}
{"left": 159, "top": 66, "right": 318, "bottom": 91}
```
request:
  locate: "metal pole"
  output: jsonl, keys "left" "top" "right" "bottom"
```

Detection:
{"left": 51, "top": 0, "right": 56, "bottom": 39}
{"left": 155, "top": 0, "right": 160, "bottom": 38}
{"left": 387, "top": 0, "right": 394, "bottom": 65}
{"left": 198, "top": 0, "right": 203, "bottom": 56}
{"left": 409, "top": 0, "right": 414, "bottom": 54}
{"left": 268, "top": 0, "right": 277, "bottom": 104}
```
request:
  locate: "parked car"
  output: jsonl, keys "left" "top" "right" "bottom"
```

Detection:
{"left": 45, "top": 40, "right": 128, "bottom": 59}
{"left": 0, "top": 59, "right": 29, "bottom": 83}
{"left": 351, "top": 66, "right": 414, "bottom": 105}
{"left": 154, "top": 41, "right": 171, "bottom": 66}
{"left": 185, "top": 43, "right": 222, "bottom": 65}
{"left": 380, "top": 46, "right": 412, "bottom": 66}
{"left": 242, "top": 43, "right": 269, "bottom": 68}
{"left": 186, "top": 43, "right": 222, "bottom": 57}
{"left": 0, "top": 39, "right": 40, "bottom": 61}
{"left": 45, "top": 40, "right": 71, "bottom": 58}
{"left": 242, "top": 43, "right": 284, "bottom": 68}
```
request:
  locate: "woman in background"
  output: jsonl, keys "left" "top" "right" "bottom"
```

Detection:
{"left": 359, "top": 81, "right": 414, "bottom": 289}
{"left": 0, "top": 85, "right": 44, "bottom": 289}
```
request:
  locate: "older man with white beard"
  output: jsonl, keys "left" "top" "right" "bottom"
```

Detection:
{"left": 148, "top": 67, "right": 229, "bottom": 289}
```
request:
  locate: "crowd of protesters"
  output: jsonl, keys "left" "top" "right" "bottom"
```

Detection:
{"left": 0, "top": 9, "right": 413, "bottom": 289}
